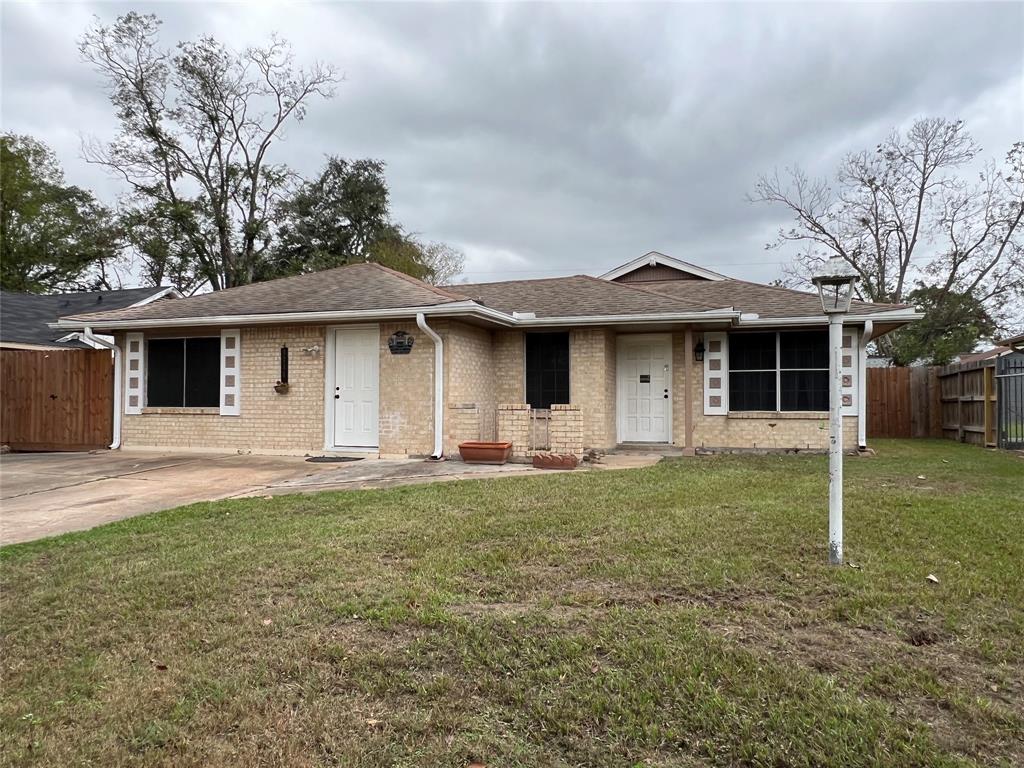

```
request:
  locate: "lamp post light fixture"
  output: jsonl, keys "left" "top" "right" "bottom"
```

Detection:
{"left": 812, "top": 256, "right": 859, "bottom": 565}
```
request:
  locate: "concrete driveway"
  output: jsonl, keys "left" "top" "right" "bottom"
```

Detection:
{"left": 0, "top": 450, "right": 658, "bottom": 545}
{"left": 0, "top": 451, "right": 557, "bottom": 545}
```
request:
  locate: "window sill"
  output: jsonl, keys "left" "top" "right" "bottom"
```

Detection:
{"left": 728, "top": 411, "right": 828, "bottom": 420}
{"left": 141, "top": 407, "right": 220, "bottom": 416}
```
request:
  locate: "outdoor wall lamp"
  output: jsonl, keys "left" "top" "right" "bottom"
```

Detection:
{"left": 693, "top": 340, "right": 705, "bottom": 362}
{"left": 811, "top": 255, "right": 860, "bottom": 566}
{"left": 274, "top": 346, "right": 290, "bottom": 394}
{"left": 388, "top": 330, "right": 415, "bottom": 355}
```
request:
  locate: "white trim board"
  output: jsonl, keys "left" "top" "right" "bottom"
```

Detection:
{"left": 600, "top": 251, "right": 730, "bottom": 282}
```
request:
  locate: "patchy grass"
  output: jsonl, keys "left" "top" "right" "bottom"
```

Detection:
{"left": 1, "top": 440, "right": 1022, "bottom": 767}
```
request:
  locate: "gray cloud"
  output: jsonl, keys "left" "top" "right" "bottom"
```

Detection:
{"left": 3, "top": 1, "right": 1021, "bottom": 284}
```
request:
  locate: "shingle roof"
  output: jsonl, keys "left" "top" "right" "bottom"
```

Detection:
{"left": 454, "top": 275, "right": 726, "bottom": 317}
{"left": 62, "top": 263, "right": 464, "bottom": 324}
{"left": 631, "top": 279, "right": 909, "bottom": 319}
{"left": 53, "top": 260, "right": 913, "bottom": 329}
{"left": 1, "top": 287, "right": 173, "bottom": 347}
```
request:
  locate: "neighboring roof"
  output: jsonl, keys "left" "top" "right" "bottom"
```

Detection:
{"left": 59, "top": 263, "right": 465, "bottom": 325}
{"left": 600, "top": 251, "right": 730, "bottom": 282}
{"left": 999, "top": 332, "right": 1024, "bottom": 350}
{"left": 1, "top": 287, "right": 177, "bottom": 348}
{"left": 454, "top": 274, "right": 727, "bottom": 318}
{"left": 634, "top": 279, "right": 909, "bottom": 319}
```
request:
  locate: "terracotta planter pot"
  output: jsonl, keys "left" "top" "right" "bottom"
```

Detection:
{"left": 458, "top": 441, "right": 513, "bottom": 464}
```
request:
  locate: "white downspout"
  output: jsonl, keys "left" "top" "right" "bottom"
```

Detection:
{"left": 73, "top": 326, "right": 122, "bottom": 449}
{"left": 416, "top": 313, "right": 444, "bottom": 459}
{"left": 858, "top": 320, "right": 873, "bottom": 450}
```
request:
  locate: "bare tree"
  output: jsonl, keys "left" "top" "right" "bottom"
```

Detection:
{"left": 751, "top": 118, "right": 1023, "bottom": 342}
{"left": 79, "top": 12, "right": 339, "bottom": 290}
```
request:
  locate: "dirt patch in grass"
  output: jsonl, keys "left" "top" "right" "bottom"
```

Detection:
{"left": 698, "top": 604, "right": 1024, "bottom": 766}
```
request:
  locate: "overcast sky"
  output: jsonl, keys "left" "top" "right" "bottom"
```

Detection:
{"left": 2, "top": 1, "right": 1022, "bottom": 285}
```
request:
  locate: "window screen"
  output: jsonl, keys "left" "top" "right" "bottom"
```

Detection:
{"left": 525, "top": 332, "right": 570, "bottom": 410}
{"left": 779, "top": 331, "right": 828, "bottom": 411}
{"left": 728, "top": 331, "right": 830, "bottom": 412}
{"left": 729, "top": 333, "right": 776, "bottom": 411}
{"left": 147, "top": 338, "right": 220, "bottom": 408}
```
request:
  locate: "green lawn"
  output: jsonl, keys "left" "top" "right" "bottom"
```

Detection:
{"left": 1, "top": 441, "right": 1022, "bottom": 767}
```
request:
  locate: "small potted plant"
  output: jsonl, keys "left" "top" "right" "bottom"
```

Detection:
{"left": 458, "top": 441, "right": 513, "bottom": 464}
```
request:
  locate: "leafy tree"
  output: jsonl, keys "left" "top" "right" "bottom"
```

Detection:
{"left": 0, "top": 134, "right": 120, "bottom": 292}
{"left": 887, "top": 285, "right": 996, "bottom": 365}
{"left": 751, "top": 118, "right": 1023, "bottom": 359}
{"left": 272, "top": 156, "right": 465, "bottom": 284}
{"left": 79, "top": 13, "right": 338, "bottom": 291}
{"left": 273, "top": 158, "right": 391, "bottom": 275}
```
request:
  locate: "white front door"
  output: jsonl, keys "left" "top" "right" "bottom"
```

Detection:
{"left": 331, "top": 327, "right": 379, "bottom": 448}
{"left": 618, "top": 335, "right": 672, "bottom": 443}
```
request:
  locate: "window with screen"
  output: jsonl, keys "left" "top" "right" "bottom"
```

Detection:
{"left": 729, "top": 332, "right": 777, "bottom": 411}
{"left": 525, "top": 332, "right": 570, "bottom": 410}
{"left": 728, "top": 331, "right": 830, "bottom": 412}
{"left": 146, "top": 337, "right": 221, "bottom": 408}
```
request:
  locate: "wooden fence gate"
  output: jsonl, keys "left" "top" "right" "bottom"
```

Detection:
{"left": 1, "top": 348, "right": 113, "bottom": 451}
{"left": 866, "top": 366, "right": 941, "bottom": 439}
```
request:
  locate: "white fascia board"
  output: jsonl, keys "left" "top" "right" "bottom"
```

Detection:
{"left": 513, "top": 309, "right": 740, "bottom": 327}
{"left": 53, "top": 303, "right": 743, "bottom": 332}
{"left": 51, "top": 302, "right": 515, "bottom": 331}
{"left": 599, "top": 251, "right": 730, "bottom": 282}
{"left": 735, "top": 310, "right": 923, "bottom": 327}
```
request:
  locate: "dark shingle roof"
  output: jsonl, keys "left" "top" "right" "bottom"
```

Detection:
{"left": 454, "top": 275, "right": 726, "bottom": 317}
{"left": 1, "top": 287, "right": 173, "bottom": 347}
{"left": 61, "top": 263, "right": 464, "bottom": 324}
{"left": 53, "top": 261, "right": 912, "bottom": 329}
{"left": 632, "top": 279, "right": 909, "bottom": 319}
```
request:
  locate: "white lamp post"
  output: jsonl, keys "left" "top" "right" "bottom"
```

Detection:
{"left": 812, "top": 256, "right": 859, "bottom": 565}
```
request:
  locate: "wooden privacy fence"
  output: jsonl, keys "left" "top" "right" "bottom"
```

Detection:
{"left": 867, "top": 366, "right": 941, "bottom": 439}
{"left": 868, "top": 356, "right": 1023, "bottom": 449}
{"left": 1, "top": 348, "right": 114, "bottom": 451}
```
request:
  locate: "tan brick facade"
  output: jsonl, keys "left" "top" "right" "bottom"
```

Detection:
{"left": 493, "top": 331, "right": 525, "bottom": 403}
{"left": 496, "top": 403, "right": 582, "bottom": 460}
{"left": 117, "top": 320, "right": 861, "bottom": 457}
{"left": 444, "top": 321, "right": 497, "bottom": 454}
{"left": 120, "top": 325, "right": 325, "bottom": 453}
{"left": 569, "top": 328, "right": 618, "bottom": 450}
{"left": 378, "top": 321, "right": 435, "bottom": 457}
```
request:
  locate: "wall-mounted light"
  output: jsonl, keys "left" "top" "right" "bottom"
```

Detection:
{"left": 274, "top": 346, "right": 290, "bottom": 394}
{"left": 388, "top": 330, "right": 415, "bottom": 355}
{"left": 694, "top": 340, "right": 705, "bottom": 362}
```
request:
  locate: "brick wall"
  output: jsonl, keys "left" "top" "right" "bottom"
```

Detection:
{"left": 120, "top": 325, "right": 325, "bottom": 453}
{"left": 686, "top": 350, "right": 859, "bottom": 451}
{"left": 569, "top": 327, "right": 617, "bottom": 450}
{"left": 496, "top": 403, "right": 582, "bottom": 460}
{"left": 444, "top": 321, "right": 497, "bottom": 453}
{"left": 378, "top": 321, "right": 434, "bottom": 457}
{"left": 493, "top": 331, "right": 524, "bottom": 403}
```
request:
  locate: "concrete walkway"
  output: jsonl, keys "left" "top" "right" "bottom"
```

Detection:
{"left": 0, "top": 450, "right": 660, "bottom": 545}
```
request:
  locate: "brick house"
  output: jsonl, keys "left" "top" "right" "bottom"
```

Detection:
{"left": 54, "top": 252, "right": 919, "bottom": 458}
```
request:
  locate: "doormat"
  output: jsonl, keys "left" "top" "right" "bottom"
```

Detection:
{"left": 305, "top": 456, "right": 364, "bottom": 463}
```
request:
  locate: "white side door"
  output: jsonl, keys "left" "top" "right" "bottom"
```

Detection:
{"left": 332, "top": 327, "right": 379, "bottom": 448}
{"left": 618, "top": 335, "right": 672, "bottom": 443}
